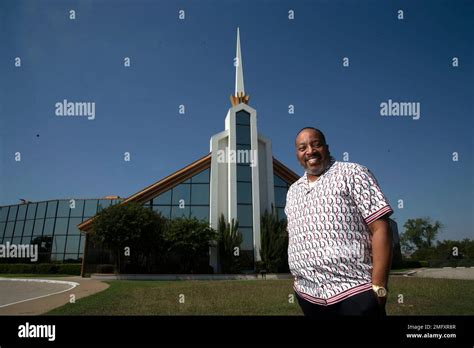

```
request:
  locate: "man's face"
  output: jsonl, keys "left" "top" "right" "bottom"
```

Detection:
{"left": 295, "top": 129, "right": 331, "bottom": 178}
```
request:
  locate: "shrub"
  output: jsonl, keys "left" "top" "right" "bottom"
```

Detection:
{"left": 0, "top": 263, "right": 81, "bottom": 274}
{"left": 96, "top": 264, "right": 115, "bottom": 274}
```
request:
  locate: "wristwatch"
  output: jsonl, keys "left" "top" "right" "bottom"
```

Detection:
{"left": 372, "top": 284, "right": 388, "bottom": 297}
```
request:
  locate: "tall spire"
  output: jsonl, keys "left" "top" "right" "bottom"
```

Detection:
{"left": 230, "top": 27, "right": 249, "bottom": 106}
{"left": 235, "top": 27, "right": 245, "bottom": 96}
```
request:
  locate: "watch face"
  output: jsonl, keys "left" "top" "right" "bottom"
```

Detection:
{"left": 377, "top": 288, "right": 387, "bottom": 297}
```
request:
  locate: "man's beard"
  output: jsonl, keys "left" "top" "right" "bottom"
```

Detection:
{"left": 305, "top": 159, "right": 331, "bottom": 176}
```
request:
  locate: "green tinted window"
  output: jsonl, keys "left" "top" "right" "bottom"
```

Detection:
{"left": 153, "top": 190, "right": 172, "bottom": 205}
{"left": 57, "top": 201, "right": 71, "bottom": 217}
{"left": 172, "top": 184, "right": 190, "bottom": 205}
{"left": 7, "top": 205, "right": 18, "bottom": 221}
{"left": 26, "top": 204, "right": 37, "bottom": 219}
{"left": 0, "top": 207, "right": 9, "bottom": 222}
{"left": 191, "top": 184, "right": 209, "bottom": 205}
{"left": 17, "top": 205, "right": 27, "bottom": 220}
{"left": 46, "top": 201, "right": 58, "bottom": 218}
{"left": 191, "top": 169, "right": 210, "bottom": 184}
{"left": 70, "top": 200, "right": 85, "bottom": 217}
{"left": 36, "top": 202, "right": 47, "bottom": 219}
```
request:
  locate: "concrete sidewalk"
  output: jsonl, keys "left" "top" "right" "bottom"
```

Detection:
{"left": 409, "top": 267, "right": 474, "bottom": 280}
{"left": 0, "top": 276, "right": 109, "bottom": 315}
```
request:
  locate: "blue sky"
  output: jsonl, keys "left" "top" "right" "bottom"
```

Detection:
{"left": 1, "top": 0, "right": 473, "bottom": 241}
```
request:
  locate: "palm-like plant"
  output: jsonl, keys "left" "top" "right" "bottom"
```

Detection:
{"left": 217, "top": 214, "right": 243, "bottom": 273}
{"left": 260, "top": 206, "right": 288, "bottom": 273}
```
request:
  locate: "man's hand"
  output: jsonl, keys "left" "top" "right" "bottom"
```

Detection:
{"left": 369, "top": 217, "right": 392, "bottom": 291}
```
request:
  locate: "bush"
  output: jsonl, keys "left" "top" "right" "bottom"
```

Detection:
{"left": 0, "top": 263, "right": 81, "bottom": 275}
{"left": 96, "top": 264, "right": 115, "bottom": 274}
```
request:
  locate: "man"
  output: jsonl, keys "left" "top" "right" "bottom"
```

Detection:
{"left": 285, "top": 127, "right": 393, "bottom": 317}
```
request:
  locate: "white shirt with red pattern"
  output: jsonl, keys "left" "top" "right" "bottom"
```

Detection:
{"left": 285, "top": 160, "right": 393, "bottom": 305}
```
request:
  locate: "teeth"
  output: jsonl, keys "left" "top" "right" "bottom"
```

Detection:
{"left": 308, "top": 158, "right": 319, "bottom": 164}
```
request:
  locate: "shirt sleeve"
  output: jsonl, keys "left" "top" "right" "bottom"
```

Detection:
{"left": 348, "top": 165, "right": 393, "bottom": 225}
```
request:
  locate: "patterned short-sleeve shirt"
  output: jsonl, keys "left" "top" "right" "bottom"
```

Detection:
{"left": 285, "top": 159, "right": 393, "bottom": 305}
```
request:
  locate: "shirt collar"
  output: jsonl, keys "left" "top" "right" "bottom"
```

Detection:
{"left": 297, "top": 157, "right": 336, "bottom": 186}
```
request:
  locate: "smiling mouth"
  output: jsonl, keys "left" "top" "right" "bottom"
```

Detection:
{"left": 306, "top": 157, "right": 320, "bottom": 165}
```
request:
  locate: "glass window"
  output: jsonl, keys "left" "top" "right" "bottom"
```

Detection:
{"left": 46, "top": 201, "right": 58, "bottom": 218}
{"left": 238, "top": 227, "right": 254, "bottom": 250}
{"left": 4, "top": 222, "right": 15, "bottom": 238}
{"left": 191, "top": 169, "right": 210, "bottom": 184}
{"left": 274, "top": 175, "right": 288, "bottom": 187}
{"left": 237, "top": 182, "right": 252, "bottom": 204}
{"left": 171, "top": 206, "right": 190, "bottom": 219}
{"left": 274, "top": 187, "right": 288, "bottom": 207}
{"left": 236, "top": 125, "right": 251, "bottom": 145}
{"left": 51, "top": 253, "right": 63, "bottom": 262}
{"left": 112, "top": 199, "right": 122, "bottom": 206}
{"left": 26, "top": 203, "right": 37, "bottom": 219}
{"left": 236, "top": 110, "right": 250, "bottom": 125}
{"left": 52, "top": 235, "right": 66, "bottom": 254}
{"left": 0, "top": 222, "right": 5, "bottom": 238}
{"left": 84, "top": 200, "right": 98, "bottom": 217}
{"left": 65, "top": 236, "right": 80, "bottom": 254}
{"left": 7, "top": 205, "right": 18, "bottom": 221}
{"left": 237, "top": 165, "right": 252, "bottom": 182}
{"left": 33, "top": 219, "right": 44, "bottom": 236}
{"left": 11, "top": 237, "right": 21, "bottom": 245}
{"left": 64, "top": 254, "right": 80, "bottom": 262}
{"left": 79, "top": 235, "right": 85, "bottom": 254}
{"left": 190, "top": 206, "right": 209, "bottom": 221}
{"left": 142, "top": 200, "right": 151, "bottom": 207}
{"left": 97, "top": 200, "right": 112, "bottom": 212}
{"left": 183, "top": 178, "right": 191, "bottom": 184}
{"left": 17, "top": 205, "right": 27, "bottom": 220}
{"left": 57, "top": 201, "right": 71, "bottom": 217}
{"left": 70, "top": 199, "right": 85, "bottom": 217}
{"left": 153, "top": 190, "right": 172, "bottom": 205}
{"left": 21, "top": 235, "right": 32, "bottom": 244}
{"left": 237, "top": 205, "right": 253, "bottom": 227}
{"left": 68, "top": 218, "right": 82, "bottom": 236}
{"left": 191, "top": 184, "right": 209, "bottom": 205}
{"left": 0, "top": 206, "right": 9, "bottom": 222}
{"left": 277, "top": 208, "right": 287, "bottom": 221}
{"left": 43, "top": 218, "right": 55, "bottom": 237}
{"left": 54, "top": 218, "right": 69, "bottom": 235}
{"left": 13, "top": 221, "right": 24, "bottom": 238}
{"left": 23, "top": 220, "right": 34, "bottom": 236}
{"left": 152, "top": 206, "right": 171, "bottom": 219}
{"left": 35, "top": 202, "right": 47, "bottom": 219}
{"left": 236, "top": 144, "right": 251, "bottom": 151}
{"left": 172, "top": 184, "right": 190, "bottom": 205}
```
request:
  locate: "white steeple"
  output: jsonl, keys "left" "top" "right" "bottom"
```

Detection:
{"left": 231, "top": 28, "right": 249, "bottom": 106}
{"left": 235, "top": 27, "right": 245, "bottom": 96}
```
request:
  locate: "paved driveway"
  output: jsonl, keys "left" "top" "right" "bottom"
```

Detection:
{"left": 411, "top": 267, "right": 474, "bottom": 280}
{"left": 0, "top": 276, "right": 108, "bottom": 315}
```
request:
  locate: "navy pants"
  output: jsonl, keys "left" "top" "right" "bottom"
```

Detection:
{"left": 295, "top": 290, "right": 387, "bottom": 317}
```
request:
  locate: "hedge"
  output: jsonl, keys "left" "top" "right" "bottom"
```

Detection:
{"left": 0, "top": 263, "right": 81, "bottom": 275}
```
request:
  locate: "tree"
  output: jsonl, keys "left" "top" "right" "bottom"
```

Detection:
{"left": 217, "top": 214, "right": 243, "bottom": 273}
{"left": 164, "top": 217, "right": 217, "bottom": 273}
{"left": 259, "top": 206, "right": 288, "bottom": 273}
{"left": 90, "top": 202, "right": 167, "bottom": 273}
{"left": 400, "top": 218, "right": 442, "bottom": 254}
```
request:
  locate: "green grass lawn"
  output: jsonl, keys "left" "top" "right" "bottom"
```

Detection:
{"left": 45, "top": 276, "right": 474, "bottom": 316}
